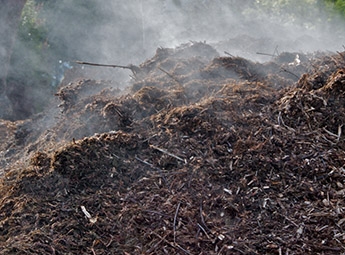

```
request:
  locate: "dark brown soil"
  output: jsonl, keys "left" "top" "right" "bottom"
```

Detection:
{"left": 1, "top": 42, "right": 345, "bottom": 254}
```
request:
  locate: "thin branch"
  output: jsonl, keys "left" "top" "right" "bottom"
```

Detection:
{"left": 277, "top": 111, "right": 296, "bottom": 132}
{"left": 74, "top": 60, "right": 140, "bottom": 75}
{"left": 173, "top": 202, "right": 181, "bottom": 244}
{"left": 150, "top": 145, "right": 186, "bottom": 163}
{"left": 256, "top": 52, "right": 276, "bottom": 57}
{"left": 197, "top": 223, "right": 211, "bottom": 240}
{"left": 135, "top": 155, "right": 154, "bottom": 168}
{"left": 323, "top": 127, "right": 338, "bottom": 138}
{"left": 280, "top": 67, "right": 300, "bottom": 79}
{"left": 337, "top": 124, "right": 343, "bottom": 142}
{"left": 224, "top": 51, "right": 234, "bottom": 57}
{"left": 256, "top": 45, "right": 279, "bottom": 58}
{"left": 158, "top": 67, "right": 182, "bottom": 87}
{"left": 323, "top": 125, "right": 343, "bottom": 143}
{"left": 197, "top": 202, "right": 213, "bottom": 241}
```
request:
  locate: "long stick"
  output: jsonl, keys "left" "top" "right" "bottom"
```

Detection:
{"left": 74, "top": 60, "right": 129, "bottom": 69}
{"left": 74, "top": 60, "right": 140, "bottom": 74}
{"left": 256, "top": 52, "right": 276, "bottom": 57}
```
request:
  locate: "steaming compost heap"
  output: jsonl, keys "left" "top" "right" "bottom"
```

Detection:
{"left": 1, "top": 42, "right": 345, "bottom": 254}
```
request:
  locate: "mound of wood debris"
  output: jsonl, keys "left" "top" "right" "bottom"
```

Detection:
{"left": 1, "top": 42, "right": 345, "bottom": 254}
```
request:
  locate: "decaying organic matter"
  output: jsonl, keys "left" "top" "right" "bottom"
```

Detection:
{"left": 1, "top": 41, "right": 345, "bottom": 254}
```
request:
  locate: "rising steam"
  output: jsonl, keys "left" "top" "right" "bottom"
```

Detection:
{"left": 39, "top": 0, "right": 345, "bottom": 68}
{"left": 1, "top": 0, "right": 345, "bottom": 120}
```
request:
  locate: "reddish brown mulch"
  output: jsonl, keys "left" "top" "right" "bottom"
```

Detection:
{"left": 1, "top": 42, "right": 345, "bottom": 254}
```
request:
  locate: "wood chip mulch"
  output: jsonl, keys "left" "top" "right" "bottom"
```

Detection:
{"left": 1, "top": 42, "right": 345, "bottom": 254}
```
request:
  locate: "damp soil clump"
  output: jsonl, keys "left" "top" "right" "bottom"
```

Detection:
{"left": 1, "top": 42, "right": 345, "bottom": 254}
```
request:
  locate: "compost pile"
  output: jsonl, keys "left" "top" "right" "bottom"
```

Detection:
{"left": 1, "top": 42, "right": 345, "bottom": 254}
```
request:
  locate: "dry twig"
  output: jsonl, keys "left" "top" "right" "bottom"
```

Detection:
{"left": 173, "top": 202, "right": 181, "bottom": 244}
{"left": 150, "top": 145, "right": 186, "bottom": 163}
{"left": 74, "top": 60, "right": 140, "bottom": 76}
{"left": 158, "top": 67, "right": 183, "bottom": 87}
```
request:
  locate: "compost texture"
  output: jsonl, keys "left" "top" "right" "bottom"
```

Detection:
{"left": 1, "top": 42, "right": 345, "bottom": 254}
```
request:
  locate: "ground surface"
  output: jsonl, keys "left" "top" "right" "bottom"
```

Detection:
{"left": 1, "top": 42, "right": 345, "bottom": 254}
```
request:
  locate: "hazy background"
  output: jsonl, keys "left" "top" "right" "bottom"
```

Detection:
{"left": 37, "top": 0, "right": 345, "bottom": 63}
{"left": 4, "top": 0, "right": 345, "bottom": 119}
